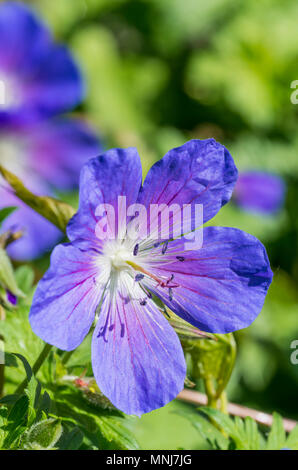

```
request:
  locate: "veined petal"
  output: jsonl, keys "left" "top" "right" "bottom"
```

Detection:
{"left": 137, "top": 139, "right": 237, "bottom": 235}
{"left": 91, "top": 272, "right": 186, "bottom": 416}
{"left": 142, "top": 227, "right": 273, "bottom": 333}
{"left": 67, "top": 148, "right": 142, "bottom": 247}
{"left": 234, "top": 171, "right": 286, "bottom": 214}
{"left": 30, "top": 243, "right": 102, "bottom": 350}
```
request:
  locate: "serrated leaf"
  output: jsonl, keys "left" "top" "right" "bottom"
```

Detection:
{"left": 286, "top": 425, "right": 298, "bottom": 450}
{"left": 200, "top": 408, "right": 253, "bottom": 450}
{"left": 175, "top": 408, "right": 229, "bottom": 450}
{"left": 0, "top": 165, "right": 75, "bottom": 233}
{"left": 266, "top": 413, "right": 286, "bottom": 450}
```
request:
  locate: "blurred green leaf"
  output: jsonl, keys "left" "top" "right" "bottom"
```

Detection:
{"left": 266, "top": 412, "right": 286, "bottom": 450}
{"left": 0, "top": 248, "right": 25, "bottom": 299}
{"left": 0, "top": 207, "right": 17, "bottom": 227}
{"left": 286, "top": 425, "right": 298, "bottom": 450}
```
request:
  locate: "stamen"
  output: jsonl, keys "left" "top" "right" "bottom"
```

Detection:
{"left": 133, "top": 243, "right": 139, "bottom": 256}
{"left": 169, "top": 288, "right": 173, "bottom": 301}
{"left": 147, "top": 291, "right": 152, "bottom": 299}
{"left": 162, "top": 240, "right": 169, "bottom": 254}
{"left": 140, "top": 299, "right": 147, "bottom": 306}
{"left": 135, "top": 273, "right": 145, "bottom": 282}
{"left": 176, "top": 256, "right": 185, "bottom": 262}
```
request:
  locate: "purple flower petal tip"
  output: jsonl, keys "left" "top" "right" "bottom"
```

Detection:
{"left": 234, "top": 171, "right": 286, "bottom": 215}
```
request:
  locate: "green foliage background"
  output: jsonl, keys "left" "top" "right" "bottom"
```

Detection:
{"left": 1, "top": 0, "right": 298, "bottom": 449}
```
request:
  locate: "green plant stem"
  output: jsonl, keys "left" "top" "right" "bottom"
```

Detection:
{"left": 15, "top": 343, "right": 53, "bottom": 395}
{"left": 220, "top": 391, "right": 228, "bottom": 414}
{"left": 61, "top": 350, "right": 74, "bottom": 365}
{"left": 204, "top": 377, "right": 218, "bottom": 408}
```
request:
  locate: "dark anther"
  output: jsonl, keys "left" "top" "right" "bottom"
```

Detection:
{"left": 162, "top": 240, "right": 169, "bottom": 254}
{"left": 120, "top": 323, "right": 125, "bottom": 338}
{"left": 140, "top": 299, "right": 147, "bottom": 306}
{"left": 147, "top": 291, "right": 152, "bottom": 299}
{"left": 176, "top": 256, "right": 185, "bottom": 262}
{"left": 135, "top": 274, "right": 145, "bottom": 282}
{"left": 169, "top": 288, "right": 173, "bottom": 301}
{"left": 133, "top": 244, "right": 139, "bottom": 256}
{"left": 109, "top": 324, "right": 115, "bottom": 331}
{"left": 154, "top": 242, "right": 160, "bottom": 248}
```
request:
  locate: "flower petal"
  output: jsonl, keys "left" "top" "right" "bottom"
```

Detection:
{"left": 234, "top": 171, "right": 286, "bottom": 214}
{"left": 0, "top": 2, "right": 50, "bottom": 72}
{"left": 27, "top": 118, "right": 101, "bottom": 190}
{"left": 0, "top": 2, "right": 83, "bottom": 124}
{"left": 30, "top": 243, "right": 102, "bottom": 350}
{"left": 142, "top": 227, "right": 273, "bottom": 333}
{"left": 137, "top": 139, "right": 237, "bottom": 231}
{"left": 91, "top": 273, "right": 186, "bottom": 416}
{"left": 67, "top": 148, "right": 142, "bottom": 247}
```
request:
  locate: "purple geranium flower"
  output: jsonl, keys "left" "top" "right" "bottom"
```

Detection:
{"left": 234, "top": 171, "right": 285, "bottom": 214}
{"left": 0, "top": 118, "right": 101, "bottom": 260}
{"left": 0, "top": 2, "right": 83, "bottom": 125}
{"left": 29, "top": 139, "right": 273, "bottom": 415}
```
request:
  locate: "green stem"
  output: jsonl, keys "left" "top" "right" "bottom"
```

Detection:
{"left": 220, "top": 391, "right": 228, "bottom": 414}
{"left": 15, "top": 343, "right": 53, "bottom": 395}
{"left": 61, "top": 350, "right": 74, "bottom": 365}
{"left": 204, "top": 377, "right": 218, "bottom": 409}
